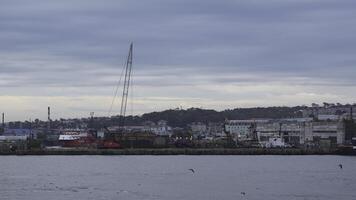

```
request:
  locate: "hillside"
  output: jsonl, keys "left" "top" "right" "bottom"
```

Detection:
{"left": 137, "top": 106, "right": 304, "bottom": 127}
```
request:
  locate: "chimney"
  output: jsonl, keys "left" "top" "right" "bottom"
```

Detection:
{"left": 1, "top": 112, "right": 4, "bottom": 129}
{"left": 90, "top": 112, "right": 94, "bottom": 129}
{"left": 351, "top": 106, "right": 353, "bottom": 120}
{"left": 47, "top": 106, "right": 51, "bottom": 130}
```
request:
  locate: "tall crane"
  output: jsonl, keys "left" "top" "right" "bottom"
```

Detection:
{"left": 99, "top": 43, "right": 133, "bottom": 148}
{"left": 118, "top": 42, "right": 133, "bottom": 132}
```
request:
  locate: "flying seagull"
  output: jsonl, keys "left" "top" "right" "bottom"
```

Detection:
{"left": 339, "top": 164, "right": 343, "bottom": 169}
{"left": 188, "top": 169, "right": 195, "bottom": 173}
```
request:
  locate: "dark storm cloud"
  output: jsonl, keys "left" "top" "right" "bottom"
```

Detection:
{"left": 1, "top": 0, "right": 356, "bottom": 88}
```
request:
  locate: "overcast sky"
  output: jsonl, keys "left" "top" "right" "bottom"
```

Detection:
{"left": 1, "top": 0, "right": 356, "bottom": 121}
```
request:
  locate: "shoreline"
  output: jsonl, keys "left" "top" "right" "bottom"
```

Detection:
{"left": 1, "top": 148, "right": 353, "bottom": 156}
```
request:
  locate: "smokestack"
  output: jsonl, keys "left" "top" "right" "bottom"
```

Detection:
{"left": 48, "top": 107, "right": 51, "bottom": 121}
{"left": 351, "top": 106, "right": 353, "bottom": 120}
{"left": 2, "top": 112, "right": 4, "bottom": 129}
{"left": 47, "top": 106, "right": 51, "bottom": 130}
{"left": 90, "top": 112, "right": 94, "bottom": 129}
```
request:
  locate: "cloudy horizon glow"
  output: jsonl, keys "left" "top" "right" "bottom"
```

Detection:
{"left": 1, "top": 0, "right": 356, "bottom": 121}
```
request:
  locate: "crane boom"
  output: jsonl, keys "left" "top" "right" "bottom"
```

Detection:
{"left": 119, "top": 43, "right": 133, "bottom": 131}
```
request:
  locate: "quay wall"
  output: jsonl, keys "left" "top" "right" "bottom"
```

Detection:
{"left": 0, "top": 148, "right": 345, "bottom": 155}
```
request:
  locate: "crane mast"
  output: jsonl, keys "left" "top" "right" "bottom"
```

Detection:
{"left": 119, "top": 43, "right": 133, "bottom": 131}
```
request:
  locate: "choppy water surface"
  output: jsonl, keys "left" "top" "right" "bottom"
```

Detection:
{"left": 0, "top": 155, "right": 355, "bottom": 200}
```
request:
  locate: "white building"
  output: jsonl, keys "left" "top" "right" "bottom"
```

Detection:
{"left": 256, "top": 122, "right": 280, "bottom": 142}
{"left": 256, "top": 119, "right": 345, "bottom": 146}
{"left": 225, "top": 120, "right": 268, "bottom": 140}
{"left": 304, "top": 121, "right": 345, "bottom": 145}
{"left": 149, "top": 120, "right": 172, "bottom": 136}
{"left": 0, "top": 135, "right": 28, "bottom": 141}
{"left": 317, "top": 114, "right": 340, "bottom": 121}
{"left": 189, "top": 122, "right": 207, "bottom": 135}
{"left": 58, "top": 129, "right": 88, "bottom": 141}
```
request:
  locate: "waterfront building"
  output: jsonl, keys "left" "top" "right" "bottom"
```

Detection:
{"left": 0, "top": 135, "right": 28, "bottom": 151}
{"left": 0, "top": 135, "right": 28, "bottom": 141}
{"left": 317, "top": 114, "right": 340, "bottom": 121}
{"left": 3, "top": 128, "right": 32, "bottom": 136}
{"left": 255, "top": 119, "right": 346, "bottom": 146}
{"left": 225, "top": 120, "right": 268, "bottom": 140}
{"left": 207, "top": 122, "right": 224, "bottom": 137}
{"left": 96, "top": 129, "right": 105, "bottom": 138}
{"left": 2, "top": 128, "right": 38, "bottom": 139}
{"left": 149, "top": 120, "right": 172, "bottom": 136}
{"left": 280, "top": 122, "right": 305, "bottom": 146}
{"left": 256, "top": 121, "right": 280, "bottom": 142}
{"left": 304, "top": 121, "right": 345, "bottom": 146}
{"left": 256, "top": 118, "right": 312, "bottom": 146}
{"left": 189, "top": 122, "right": 207, "bottom": 135}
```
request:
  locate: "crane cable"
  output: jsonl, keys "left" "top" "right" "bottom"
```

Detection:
{"left": 107, "top": 58, "right": 127, "bottom": 116}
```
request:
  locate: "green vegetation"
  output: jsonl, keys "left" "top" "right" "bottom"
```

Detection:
{"left": 124, "top": 106, "right": 304, "bottom": 127}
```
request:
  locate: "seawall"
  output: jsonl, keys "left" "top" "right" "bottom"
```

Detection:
{"left": 0, "top": 148, "right": 344, "bottom": 156}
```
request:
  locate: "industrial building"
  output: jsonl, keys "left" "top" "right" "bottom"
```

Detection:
{"left": 225, "top": 117, "right": 347, "bottom": 147}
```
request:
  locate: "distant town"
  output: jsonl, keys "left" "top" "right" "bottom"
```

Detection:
{"left": 1, "top": 102, "right": 356, "bottom": 154}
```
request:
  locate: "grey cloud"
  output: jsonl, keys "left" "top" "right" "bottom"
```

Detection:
{"left": 0, "top": 0, "right": 356, "bottom": 110}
